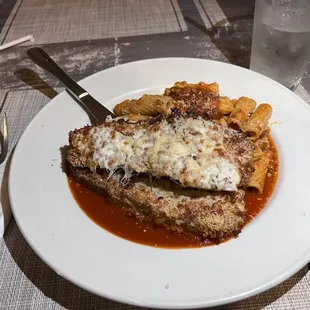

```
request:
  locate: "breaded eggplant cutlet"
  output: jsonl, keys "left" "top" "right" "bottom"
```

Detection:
{"left": 67, "top": 112, "right": 254, "bottom": 242}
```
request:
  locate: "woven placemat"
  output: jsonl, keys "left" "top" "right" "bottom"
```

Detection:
{"left": 1, "top": 0, "right": 187, "bottom": 45}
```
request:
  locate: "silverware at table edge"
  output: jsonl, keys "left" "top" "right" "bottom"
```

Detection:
{"left": 27, "top": 47, "right": 114, "bottom": 124}
{"left": 0, "top": 113, "right": 8, "bottom": 165}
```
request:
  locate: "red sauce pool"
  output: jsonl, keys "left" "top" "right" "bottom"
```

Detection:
{"left": 67, "top": 138, "right": 279, "bottom": 248}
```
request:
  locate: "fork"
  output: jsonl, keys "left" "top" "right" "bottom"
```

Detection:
{"left": 0, "top": 113, "right": 8, "bottom": 165}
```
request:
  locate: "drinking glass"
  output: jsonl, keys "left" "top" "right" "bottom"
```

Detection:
{"left": 250, "top": 0, "right": 310, "bottom": 90}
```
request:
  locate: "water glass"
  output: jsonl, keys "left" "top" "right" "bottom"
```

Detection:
{"left": 250, "top": 0, "right": 310, "bottom": 90}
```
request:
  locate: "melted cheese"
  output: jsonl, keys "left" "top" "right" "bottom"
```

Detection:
{"left": 91, "top": 117, "right": 241, "bottom": 191}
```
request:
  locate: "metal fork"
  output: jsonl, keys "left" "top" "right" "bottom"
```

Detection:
{"left": 0, "top": 113, "right": 8, "bottom": 165}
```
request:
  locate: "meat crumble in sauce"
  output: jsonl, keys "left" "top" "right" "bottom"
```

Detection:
{"left": 67, "top": 136, "right": 278, "bottom": 249}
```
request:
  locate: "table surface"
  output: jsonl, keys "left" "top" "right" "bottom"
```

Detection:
{"left": 1, "top": 0, "right": 310, "bottom": 309}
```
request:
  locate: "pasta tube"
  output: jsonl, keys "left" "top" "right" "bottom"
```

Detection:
{"left": 113, "top": 95, "right": 174, "bottom": 116}
{"left": 256, "top": 134, "right": 270, "bottom": 151}
{"left": 247, "top": 151, "right": 272, "bottom": 193}
{"left": 227, "top": 96, "right": 256, "bottom": 129}
{"left": 165, "top": 81, "right": 219, "bottom": 95}
{"left": 216, "top": 116, "right": 229, "bottom": 126}
{"left": 219, "top": 96, "right": 235, "bottom": 115}
{"left": 241, "top": 104, "right": 272, "bottom": 140}
{"left": 253, "top": 144, "right": 264, "bottom": 161}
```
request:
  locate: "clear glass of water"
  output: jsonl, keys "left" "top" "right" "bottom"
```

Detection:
{"left": 250, "top": 0, "right": 310, "bottom": 90}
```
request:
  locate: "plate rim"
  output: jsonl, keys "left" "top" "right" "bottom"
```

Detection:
{"left": 8, "top": 57, "right": 310, "bottom": 309}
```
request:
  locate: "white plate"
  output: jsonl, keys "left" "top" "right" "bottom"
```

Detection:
{"left": 9, "top": 58, "right": 310, "bottom": 309}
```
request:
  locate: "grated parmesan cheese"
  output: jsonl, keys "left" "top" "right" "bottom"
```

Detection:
{"left": 91, "top": 117, "right": 245, "bottom": 191}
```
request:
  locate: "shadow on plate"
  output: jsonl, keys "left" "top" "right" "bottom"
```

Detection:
{"left": 59, "top": 146, "right": 68, "bottom": 173}
{"left": 3, "top": 218, "right": 308, "bottom": 309}
{"left": 14, "top": 68, "right": 58, "bottom": 99}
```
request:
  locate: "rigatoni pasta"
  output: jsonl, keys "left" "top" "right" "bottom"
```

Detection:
{"left": 247, "top": 151, "right": 272, "bottom": 193}
{"left": 241, "top": 104, "right": 272, "bottom": 140}
{"left": 216, "top": 115, "right": 229, "bottom": 126}
{"left": 227, "top": 96, "right": 256, "bottom": 129}
{"left": 253, "top": 144, "right": 264, "bottom": 162}
{"left": 256, "top": 134, "right": 270, "bottom": 151}
{"left": 114, "top": 95, "right": 174, "bottom": 116}
{"left": 170, "top": 81, "right": 219, "bottom": 95}
{"left": 219, "top": 96, "right": 235, "bottom": 115}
